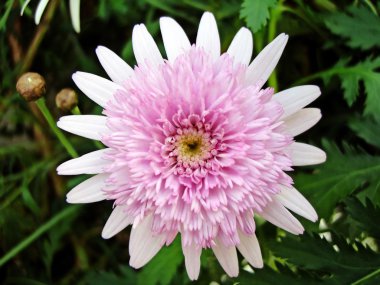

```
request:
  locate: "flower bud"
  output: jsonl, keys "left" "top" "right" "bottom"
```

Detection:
{"left": 16, "top": 72, "right": 46, "bottom": 102}
{"left": 55, "top": 88, "right": 78, "bottom": 111}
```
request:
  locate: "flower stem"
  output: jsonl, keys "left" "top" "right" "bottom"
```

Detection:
{"left": 35, "top": 98, "right": 78, "bottom": 158}
{"left": 0, "top": 206, "right": 79, "bottom": 267}
{"left": 292, "top": 66, "right": 349, "bottom": 86}
{"left": 267, "top": 0, "right": 284, "bottom": 92}
{"left": 71, "top": 106, "right": 81, "bottom": 115}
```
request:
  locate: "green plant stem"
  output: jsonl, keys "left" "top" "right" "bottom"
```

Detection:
{"left": 292, "top": 66, "right": 353, "bottom": 85}
{"left": 36, "top": 98, "right": 78, "bottom": 158}
{"left": 267, "top": 1, "right": 284, "bottom": 91}
{"left": 0, "top": 206, "right": 79, "bottom": 267}
{"left": 254, "top": 30, "right": 264, "bottom": 55}
{"left": 0, "top": 0, "right": 15, "bottom": 31}
{"left": 351, "top": 268, "right": 380, "bottom": 285}
{"left": 71, "top": 106, "right": 81, "bottom": 115}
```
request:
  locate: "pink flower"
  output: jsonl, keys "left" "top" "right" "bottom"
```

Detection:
{"left": 57, "top": 12, "right": 326, "bottom": 280}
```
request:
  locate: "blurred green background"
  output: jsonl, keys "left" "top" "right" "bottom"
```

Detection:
{"left": 1, "top": 0, "right": 380, "bottom": 284}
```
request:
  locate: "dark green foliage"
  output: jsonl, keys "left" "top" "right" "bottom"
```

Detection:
{"left": 137, "top": 238, "right": 184, "bottom": 285}
{"left": 345, "top": 198, "right": 380, "bottom": 239}
{"left": 319, "top": 57, "right": 380, "bottom": 116}
{"left": 240, "top": 0, "right": 278, "bottom": 32}
{"left": 1, "top": 0, "right": 380, "bottom": 284}
{"left": 295, "top": 142, "right": 380, "bottom": 218}
{"left": 267, "top": 234, "right": 380, "bottom": 285}
{"left": 81, "top": 266, "right": 137, "bottom": 285}
{"left": 324, "top": 5, "right": 380, "bottom": 49}
{"left": 349, "top": 116, "right": 380, "bottom": 148}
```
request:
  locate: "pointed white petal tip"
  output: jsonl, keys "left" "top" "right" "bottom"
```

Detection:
{"left": 132, "top": 24, "right": 163, "bottom": 67}
{"left": 72, "top": 71, "right": 122, "bottom": 108}
{"left": 57, "top": 115, "right": 108, "bottom": 140}
{"left": 128, "top": 215, "right": 165, "bottom": 268}
{"left": 288, "top": 142, "right": 326, "bottom": 166}
{"left": 237, "top": 232, "right": 263, "bottom": 268}
{"left": 246, "top": 33, "right": 288, "bottom": 87}
{"left": 101, "top": 205, "right": 133, "bottom": 239}
{"left": 260, "top": 199, "right": 305, "bottom": 235}
{"left": 276, "top": 186, "right": 318, "bottom": 222}
{"left": 95, "top": 46, "right": 134, "bottom": 84}
{"left": 160, "top": 16, "right": 191, "bottom": 62}
{"left": 66, "top": 173, "right": 108, "bottom": 204}
{"left": 227, "top": 27, "right": 253, "bottom": 65}
{"left": 20, "top": 0, "right": 31, "bottom": 16}
{"left": 182, "top": 243, "right": 201, "bottom": 280}
{"left": 283, "top": 108, "right": 322, "bottom": 136}
{"left": 69, "top": 0, "right": 81, "bottom": 33}
{"left": 212, "top": 239, "right": 239, "bottom": 277}
{"left": 57, "top": 149, "right": 111, "bottom": 175}
{"left": 196, "top": 12, "right": 220, "bottom": 60}
{"left": 35, "top": 0, "right": 49, "bottom": 25}
{"left": 274, "top": 85, "right": 321, "bottom": 119}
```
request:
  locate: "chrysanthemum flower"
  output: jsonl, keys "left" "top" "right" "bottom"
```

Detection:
{"left": 57, "top": 12, "right": 326, "bottom": 280}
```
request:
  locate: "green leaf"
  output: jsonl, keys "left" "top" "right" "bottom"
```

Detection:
{"left": 137, "top": 237, "right": 184, "bottom": 285}
{"left": 349, "top": 116, "right": 380, "bottom": 148}
{"left": 82, "top": 266, "right": 137, "bottom": 285}
{"left": 317, "top": 57, "right": 380, "bottom": 118}
{"left": 235, "top": 266, "right": 319, "bottom": 285}
{"left": 345, "top": 198, "right": 380, "bottom": 239}
{"left": 270, "top": 234, "right": 380, "bottom": 285}
{"left": 240, "top": 0, "right": 278, "bottom": 32}
{"left": 295, "top": 141, "right": 380, "bottom": 218}
{"left": 324, "top": 5, "right": 380, "bottom": 50}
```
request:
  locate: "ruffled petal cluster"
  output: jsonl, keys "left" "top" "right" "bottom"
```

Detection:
{"left": 57, "top": 12, "right": 326, "bottom": 280}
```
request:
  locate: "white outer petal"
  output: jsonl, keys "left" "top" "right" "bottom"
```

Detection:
{"left": 275, "top": 186, "right": 318, "bottom": 222}
{"left": 273, "top": 85, "right": 321, "bottom": 119}
{"left": 66, "top": 173, "right": 108, "bottom": 203}
{"left": 212, "top": 238, "right": 239, "bottom": 277}
{"left": 287, "top": 142, "right": 326, "bottom": 166}
{"left": 72, "top": 72, "right": 123, "bottom": 108}
{"left": 102, "top": 205, "right": 134, "bottom": 239}
{"left": 283, "top": 108, "right": 322, "bottom": 136}
{"left": 69, "top": 0, "right": 80, "bottom": 33}
{"left": 21, "top": 0, "right": 32, "bottom": 16}
{"left": 96, "top": 46, "right": 134, "bottom": 84}
{"left": 196, "top": 12, "right": 220, "bottom": 61}
{"left": 182, "top": 243, "right": 202, "bottom": 281}
{"left": 237, "top": 231, "right": 263, "bottom": 268}
{"left": 259, "top": 199, "right": 304, "bottom": 235}
{"left": 246, "top": 33, "right": 288, "bottom": 87}
{"left": 57, "top": 115, "right": 109, "bottom": 140}
{"left": 226, "top": 27, "right": 253, "bottom": 66}
{"left": 160, "top": 17, "right": 191, "bottom": 62}
{"left": 132, "top": 24, "right": 163, "bottom": 67}
{"left": 57, "top": 149, "right": 111, "bottom": 175}
{"left": 129, "top": 214, "right": 166, "bottom": 268}
{"left": 35, "top": 0, "right": 49, "bottom": 25}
